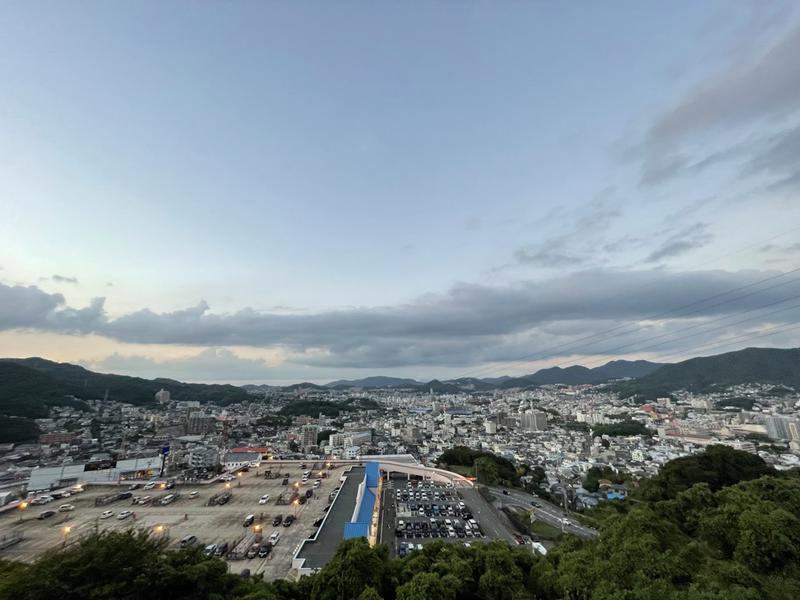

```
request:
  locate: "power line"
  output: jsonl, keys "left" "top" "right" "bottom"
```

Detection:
{"left": 576, "top": 296, "right": 800, "bottom": 370}
{"left": 645, "top": 321, "right": 800, "bottom": 365}
{"left": 456, "top": 266, "right": 800, "bottom": 380}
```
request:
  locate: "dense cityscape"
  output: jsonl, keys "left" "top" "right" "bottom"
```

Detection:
{"left": 3, "top": 2, "right": 800, "bottom": 598}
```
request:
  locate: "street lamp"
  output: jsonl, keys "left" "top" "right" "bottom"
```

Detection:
{"left": 253, "top": 524, "right": 262, "bottom": 537}
{"left": 237, "top": 472, "right": 242, "bottom": 487}
{"left": 18, "top": 501, "right": 28, "bottom": 522}
{"left": 225, "top": 482, "right": 231, "bottom": 490}
{"left": 61, "top": 525, "right": 71, "bottom": 547}
{"left": 293, "top": 499, "right": 300, "bottom": 517}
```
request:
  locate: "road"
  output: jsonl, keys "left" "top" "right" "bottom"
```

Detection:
{"left": 488, "top": 487, "right": 598, "bottom": 540}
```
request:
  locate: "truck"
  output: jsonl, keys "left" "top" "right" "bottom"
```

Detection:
{"left": 229, "top": 533, "right": 262, "bottom": 560}
{"left": 208, "top": 490, "right": 232, "bottom": 506}
{"left": 95, "top": 492, "right": 123, "bottom": 507}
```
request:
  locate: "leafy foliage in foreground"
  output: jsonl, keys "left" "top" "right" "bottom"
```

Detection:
{"left": 1, "top": 448, "right": 798, "bottom": 599}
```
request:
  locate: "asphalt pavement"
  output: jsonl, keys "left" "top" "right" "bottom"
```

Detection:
{"left": 488, "top": 487, "right": 598, "bottom": 540}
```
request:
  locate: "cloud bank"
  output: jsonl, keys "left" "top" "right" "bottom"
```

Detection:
{"left": 2, "top": 267, "right": 799, "bottom": 371}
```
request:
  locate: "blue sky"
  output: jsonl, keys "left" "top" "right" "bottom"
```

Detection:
{"left": 2, "top": 2, "right": 800, "bottom": 383}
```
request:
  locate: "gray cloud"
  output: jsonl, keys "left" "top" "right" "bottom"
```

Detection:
{"left": 513, "top": 197, "right": 622, "bottom": 269}
{"left": 51, "top": 274, "right": 79, "bottom": 284}
{"left": 740, "top": 124, "right": 800, "bottom": 191}
{"left": 2, "top": 267, "right": 799, "bottom": 369}
{"left": 513, "top": 248, "right": 587, "bottom": 268}
{"left": 640, "top": 24, "right": 800, "bottom": 185}
{"left": 645, "top": 223, "right": 714, "bottom": 263}
{"left": 647, "top": 25, "right": 800, "bottom": 150}
{"left": 0, "top": 283, "right": 105, "bottom": 332}
{"left": 761, "top": 242, "right": 800, "bottom": 253}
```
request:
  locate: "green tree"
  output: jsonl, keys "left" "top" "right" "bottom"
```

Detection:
{"left": 356, "top": 587, "right": 383, "bottom": 600}
{"left": 396, "top": 572, "right": 454, "bottom": 600}
{"left": 310, "top": 538, "right": 389, "bottom": 600}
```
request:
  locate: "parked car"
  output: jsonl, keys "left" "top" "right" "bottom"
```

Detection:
{"left": 259, "top": 494, "right": 270, "bottom": 505}
{"left": 214, "top": 542, "right": 229, "bottom": 557}
{"left": 128, "top": 483, "right": 141, "bottom": 490}
{"left": 189, "top": 490, "right": 199, "bottom": 498}
{"left": 117, "top": 510, "right": 133, "bottom": 520}
{"left": 268, "top": 531, "right": 281, "bottom": 545}
{"left": 58, "top": 504, "right": 75, "bottom": 512}
{"left": 204, "top": 544, "right": 217, "bottom": 556}
{"left": 180, "top": 535, "right": 197, "bottom": 548}
{"left": 258, "top": 542, "right": 273, "bottom": 558}
{"left": 143, "top": 482, "right": 157, "bottom": 490}
{"left": 283, "top": 515, "right": 294, "bottom": 527}
{"left": 37, "top": 510, "right": 56, "bottom": 520}
{"left": 100, "top": 510, "right": 114, "bottom": 519}
{"left": 272, "top": 514, "right": 283, "bottom": 526}
{"left": 246, "top": 543, "right": 259, "bottom": 559}
{"left": 243, "top": 514, "right": 255, "bottom": 527}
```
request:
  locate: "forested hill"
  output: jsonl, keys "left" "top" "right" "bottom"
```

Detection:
{"left": 0, "top": 357, "right": 251, "bottom": 410}
{"left": 617, "top": 346, "right": 800, "bottom": 399}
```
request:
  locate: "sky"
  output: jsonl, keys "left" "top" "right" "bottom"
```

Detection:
{"left": 1, "top": 1, "right": 800, "bottom": 384}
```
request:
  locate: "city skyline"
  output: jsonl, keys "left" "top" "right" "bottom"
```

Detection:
{"left": 2, "top": 2, "right": 800, "bottom": 383}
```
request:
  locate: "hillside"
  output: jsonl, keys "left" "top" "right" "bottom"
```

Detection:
{"left": 325, "top": 376, "right": 420, "bottom": 388}
{"left": 322, "top": 360, "right": 664, "bottom": 392}
{"left": 618, "top": 347, "right": 800, "bottom": 399}
{"left": 0, "top": 358, "right": 251, "bottom": 408}
{"left": 498, "top": 359, "right": 665, "bottom": 389}
{"left": 593, "top": 359, "right": 663, "bottom": 379}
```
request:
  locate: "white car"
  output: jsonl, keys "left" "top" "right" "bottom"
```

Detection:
{"left": 268, "top": 531, "right": 281, "bottom": 546}
{"left": 100, "top": 510, "right": 114, "bottom": 519}
{"left": 117, "top": 510, "right": 133, "bottom": 520}
{"left": 189, "top": 490, "right": 199, "bottom": 498}
{"left": 143, "top": 482, "right": 157, "bottom": 490}
{"left": 259, "top": 494, "right": 270, "bottom": 505}
{"left": 221, "top": 474, "right": 236, "bottom": 482}
{"left": 58, "top": 504, "right": 75, "bottom": 512}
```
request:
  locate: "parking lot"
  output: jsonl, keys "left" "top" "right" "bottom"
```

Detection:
{"left": 380, "top": 477, "right": 516, "bottom": 556}
{"left": 0, "top": 462, "right": 343, "bottom": 580}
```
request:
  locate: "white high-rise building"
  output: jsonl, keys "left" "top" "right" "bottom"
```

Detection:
{"left": 301, "top": 424, "right": 318, "bottom": 450}
{"left": 329, "top": 433, "right": 347, "bottom": 448}
{"left": 520, "top": 410, "right": 548, "bottom": 431}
